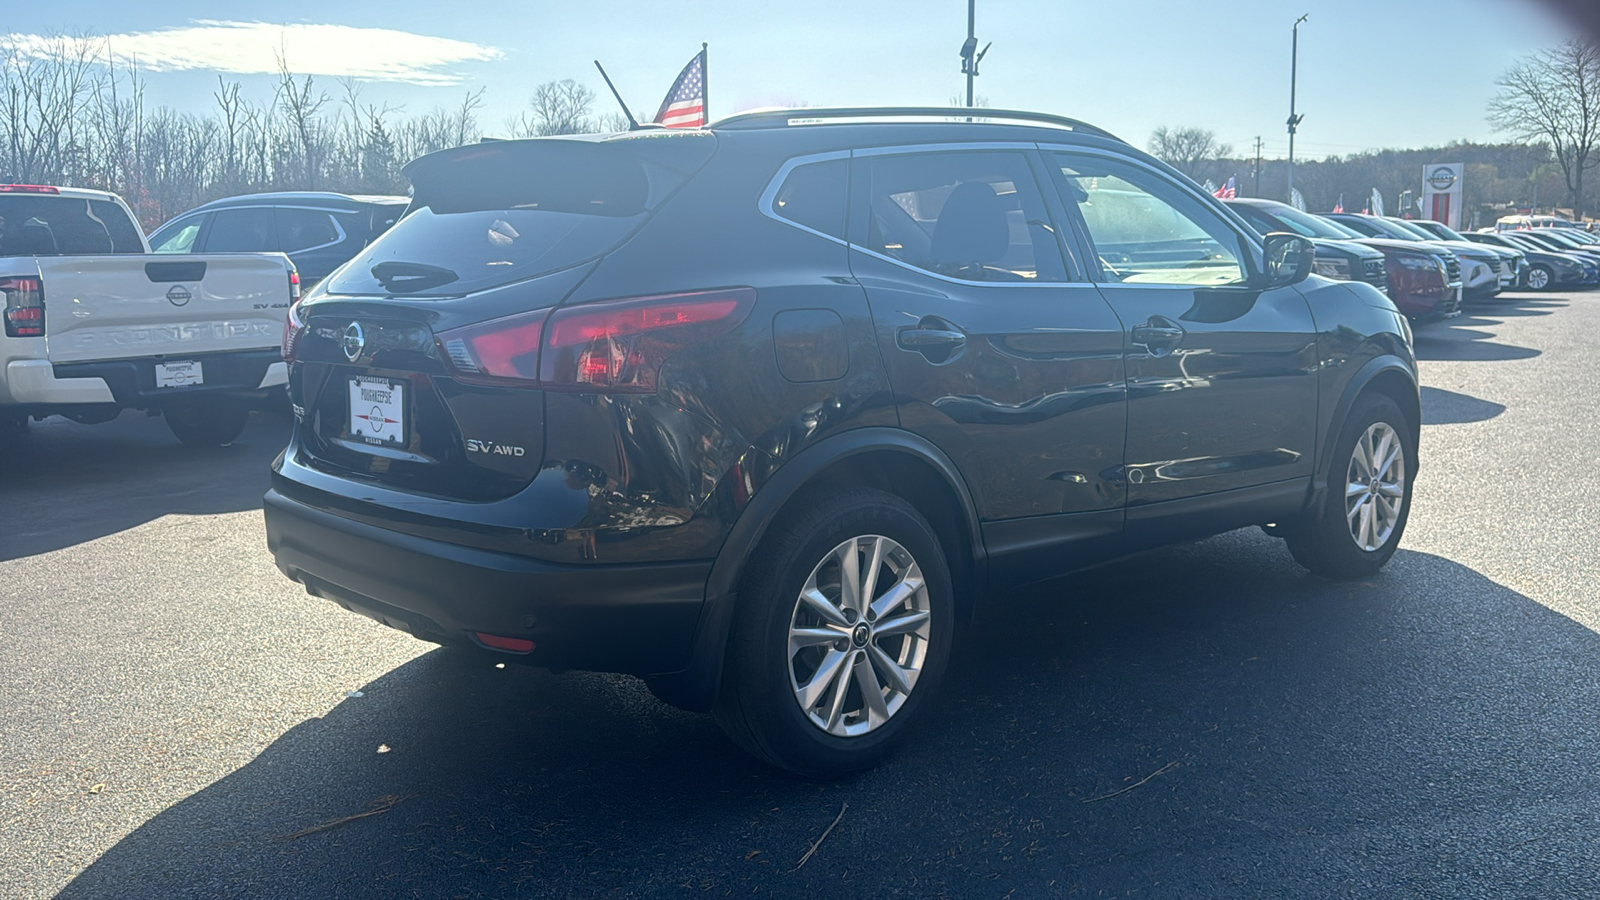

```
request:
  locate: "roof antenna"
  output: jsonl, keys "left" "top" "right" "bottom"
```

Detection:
{"left": 594, "top": 60, "right": 641, "bottom": 131}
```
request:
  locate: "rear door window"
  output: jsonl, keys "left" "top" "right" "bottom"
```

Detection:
{"left": 204, "top": 207, "right": 277, "bottom": 252}
{"left": 276, "top": 208, "right": 344, "bottom": 251}
{"left": 860, "top": 150, "right": 1069, "bottom": 283}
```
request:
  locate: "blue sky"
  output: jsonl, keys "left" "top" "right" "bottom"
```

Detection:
{"left": 5, "top": 0, "right": 1577, "bottom": 158}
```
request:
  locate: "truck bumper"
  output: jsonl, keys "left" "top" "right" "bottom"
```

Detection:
{"left": 4, "top": 360, "right": 116, "bottom": 404}
{"left": 50, "top": 349, "right": 283, "bottom": 406}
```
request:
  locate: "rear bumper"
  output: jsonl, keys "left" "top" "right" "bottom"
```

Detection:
{"left": 263, "top": 487, "right": 710, "bottom": 675}
{"left": 51, "top": 349, "right": 284, "bottom": 406}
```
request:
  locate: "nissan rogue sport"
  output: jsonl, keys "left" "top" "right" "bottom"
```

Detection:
{"left": 265, "top": 108, "right": 1420, "bottom": 777}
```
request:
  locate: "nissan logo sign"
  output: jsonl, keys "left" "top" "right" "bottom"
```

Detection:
{"left": 341, "top": 322, "right": 366, "bottom": 362}
{"left": 1428, "top": 167, "right": 1457, "bottom": 191}
{"left": 166, "top": 285, "right": 192, "bottom": 306}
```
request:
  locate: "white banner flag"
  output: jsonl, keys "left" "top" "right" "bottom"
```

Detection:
{"left": 1371, "top": 188, "right": 1385, "bottom": 218}
{"left": 1291, "top": 187, "right": 1307, "bottom": 212}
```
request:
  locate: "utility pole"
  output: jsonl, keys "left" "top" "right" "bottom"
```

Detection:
{"left": 959, "top": 0, "right": 991, "bottom": 107}
{"left": 1286, "top": 13, "right": 1308, "bottom": 202}
{"left": 1253, "top": 136, "right": 1263, "bottom": 197}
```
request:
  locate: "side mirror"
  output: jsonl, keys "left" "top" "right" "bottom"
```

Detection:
{"left": 1262, "top": 232, "right": 1315, "bottom": 287}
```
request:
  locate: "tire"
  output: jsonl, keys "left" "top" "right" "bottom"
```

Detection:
{"left": 1526, "top": 264, "right": 1552, "bottom": 291}
{"left": 163, "top": 398, "right": 250, "bottom": 447}
{"left": 1286, "top": 394, "right": 1414, "bottom": 579}
{"left": 714, "top": 488, "right": 955, "bottom": 778}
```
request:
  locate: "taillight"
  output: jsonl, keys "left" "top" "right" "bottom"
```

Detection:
{"left": 435, "top": 288, "right": 755, "bottom": 393}
{"left": 2, "top": 277, "right": 45, "bottom": 337}
{"left": 288, "top": 268, "right": 301, "bottom": 302}
{"left": 281, "top": 300, "right": 306, "bottom": 362}
{"left": 436, "top": 309, "right": 547, "bottom": 387}
{"left": 541, "top": 288, "right": 755, "bottom": 392}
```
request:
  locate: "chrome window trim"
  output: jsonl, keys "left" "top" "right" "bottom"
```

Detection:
{"left": 758, "top": 143, "right": 1097, "bottom": 289}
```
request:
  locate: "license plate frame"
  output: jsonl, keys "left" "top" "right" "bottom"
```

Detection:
{"left": 348, "top": 376, "right": 406, "bottom": 445}
{"left": 154, "top": 360, "right": 204, "bottom": 388}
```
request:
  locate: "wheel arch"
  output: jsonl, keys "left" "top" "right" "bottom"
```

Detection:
{"left": 644, "top": 427, "right": 986, "bottom": 712}
{"left": 1308, "top": 355, "right": 1420, "bottom": 518}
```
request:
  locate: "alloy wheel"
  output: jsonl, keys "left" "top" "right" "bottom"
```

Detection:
{"left": 1345, "top": 421, "right": 1406, "bottom": 552}
{"left": 787, "top": 535, "right": 931, "bottom": 737}
{"left": 1527, "top": 267, "right": 1550, "bottom": 290}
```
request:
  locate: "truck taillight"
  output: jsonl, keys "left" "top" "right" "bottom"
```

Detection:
{"left": 281, "top": 300, "right": 306, "bottom": 362}
{"left": 434, "top": 288, "right": 756, "bottom": 392}
{"left": 2, "top": 277, "right": 45, "bottom": 337}
{"left": 289, "top": 269, "right": 301, "bottom": 302}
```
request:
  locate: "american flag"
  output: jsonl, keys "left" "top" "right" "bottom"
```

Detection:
{"left": 1212, "top": 176, "right": 1237, "bottom": 200}
{"left": 653, "top": 50, "right": 706, "bottom": 128}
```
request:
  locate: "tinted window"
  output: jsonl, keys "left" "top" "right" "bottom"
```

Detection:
{"left": 151, "top": 215, "right": 204, "bottom": 253}
{"left": 329, "top": 139, "right": 704, "bottom": 296}
{"left": 1053, "top": 153, "right": 1245, "bottom": 287}
{"left": 0, "top": 196, "right": 143, "bottom": 256}
{"left": 1331, "top": 216, "right": 1383, "bottom": 237}
{"left": 1231, "top": 205, "right": 1278, "bottom": 236}
{"left": 862, "top": 151, "right": 1067, "bottom": 282}
{"left": 277, "top": 208, "right": 343, "bottom": 251}
{"left": 772, "top": 158, "right": 847, "bottom": 240}
{"left": 205, "top": 207, "right": 276, "bottom": 252}
{"left": 1269, "top": 206, "right": 1364, "bottom": 239}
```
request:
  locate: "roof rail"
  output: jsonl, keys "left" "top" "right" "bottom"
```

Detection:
{"left": 709, "top": 106, "right": 1122, "bottom": 142}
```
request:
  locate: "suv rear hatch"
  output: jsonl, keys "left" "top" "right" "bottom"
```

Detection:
{"left": 289, "top": 132, "right": 718, "bottom": 502}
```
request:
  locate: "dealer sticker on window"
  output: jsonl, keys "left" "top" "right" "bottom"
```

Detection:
{"left": 155, "top": 360, "right": 204, "bottom": 388}
{"left": 348, "top": 377, "right": 405, "bottom": 444}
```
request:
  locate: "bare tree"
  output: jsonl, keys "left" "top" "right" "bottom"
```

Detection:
{"left": 515, "top": 79, "right": 594, "bottom": 137}
{"left": 1149, "top": 126, "right": 1234, "bottom": 178}
{"left": 1489, "top": 39, "right": 1600, "bottom": 218}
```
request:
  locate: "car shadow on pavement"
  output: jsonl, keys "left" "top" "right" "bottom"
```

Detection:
{"left": 1412, "top": 315, "right": 1541, "bottom": 362}
{"left": 1419, "top": 386, "right": 1506, "bottom": 425}
{"left": 0, "top": 410, "right": 289, "bottom": 561}
{"left": 55, "top": 532, "right": 1600, "bottom": 898}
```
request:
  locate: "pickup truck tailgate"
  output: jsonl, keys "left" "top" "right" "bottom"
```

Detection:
{"left": 37, "top": 254, "right": 292, "bottom": 363}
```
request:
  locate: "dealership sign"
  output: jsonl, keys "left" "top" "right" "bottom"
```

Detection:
{"left": 1422, "top": 162, "right": 1463, "bottom": 229}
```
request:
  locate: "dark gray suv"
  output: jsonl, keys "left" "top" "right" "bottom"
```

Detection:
{"left": 265, "top": 109, "right": 1420, "bottom": 776}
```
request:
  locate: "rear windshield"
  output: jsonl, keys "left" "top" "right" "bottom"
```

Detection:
{"left": 326, "top": 137, "right": 713, "bottom": 296}
{"left": 0, "top": 195, "right": 144, "bottom": 256}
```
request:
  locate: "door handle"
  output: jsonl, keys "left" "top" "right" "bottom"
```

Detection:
{"left": 1131, "top": 317, "right": 1185, "bottom": 355}
{"left": 897, "top": 327, "right": 967, "bottom": 348}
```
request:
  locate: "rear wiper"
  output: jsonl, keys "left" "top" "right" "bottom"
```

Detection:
{"left": 370, "top": 260, "right": 459, "bottom": 293}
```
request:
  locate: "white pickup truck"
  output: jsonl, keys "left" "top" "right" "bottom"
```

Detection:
{"left": 1, "top": 184, "right": 298, "bottom": 446}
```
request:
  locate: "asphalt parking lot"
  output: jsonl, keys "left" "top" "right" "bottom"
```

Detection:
{"left": 3, "top": 291, "right": 1598, "bottom": 899}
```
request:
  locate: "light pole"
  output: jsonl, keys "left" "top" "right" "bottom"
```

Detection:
{"left": 959, "top": 0, "right": 991, "bottom": 107}
{"left": 1286, "top": 13, "right": 1308, "bottom": 202}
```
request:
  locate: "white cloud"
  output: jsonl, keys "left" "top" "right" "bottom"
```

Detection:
{"left": 4, "top": 21, "right": 502, "bottom": 86}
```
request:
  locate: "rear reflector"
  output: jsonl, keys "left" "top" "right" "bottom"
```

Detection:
{"left": 474, "top": 632, "right": 535, "bottom": 653}
{"left": 2, "top": 277, "right": 45, "bottom": 337}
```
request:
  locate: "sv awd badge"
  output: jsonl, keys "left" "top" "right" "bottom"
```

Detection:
{"left": 467, "top": 439, "right": 525, "bottom": 457}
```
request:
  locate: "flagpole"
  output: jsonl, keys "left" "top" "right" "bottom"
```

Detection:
{"left": 701, "top": 42, "right": 709, "bottom": 125}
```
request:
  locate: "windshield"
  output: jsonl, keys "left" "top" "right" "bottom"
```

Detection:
{"left": 1385, "top": 219, "right": 1438, "bottom": 240}
{"left": 1424, "top": 222, "right": 1469, "bottom": 241}
{"left": 1277, "top": 207, "right": 1364, "bottom": 239}
{"left": 326, "top": 137, "right": 712, "bottom": 296}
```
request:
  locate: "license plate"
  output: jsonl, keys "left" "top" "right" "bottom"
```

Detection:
{"left": 348, "top": 377, "right": 405, "bottom": 444}
{"left": 155, "top": 360, "right": 203, "bottom": 388}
